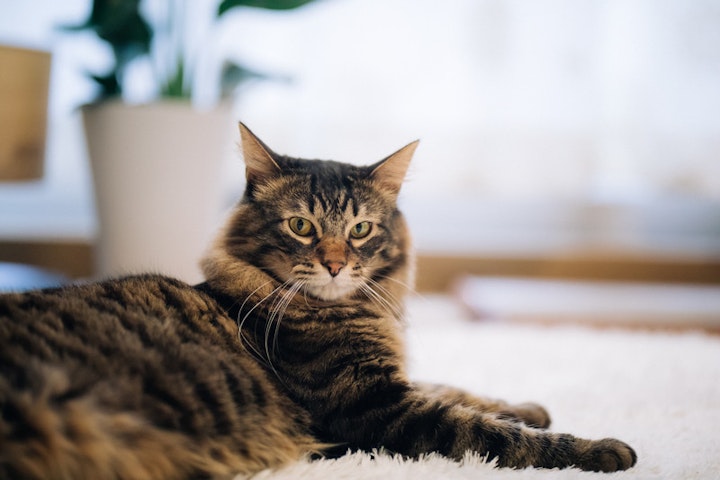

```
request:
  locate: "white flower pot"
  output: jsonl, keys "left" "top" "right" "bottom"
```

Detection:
{"left": 83, "top": 100, "right": 233, "bottom": 284}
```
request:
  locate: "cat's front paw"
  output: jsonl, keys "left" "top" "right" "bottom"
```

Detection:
{"left": 576, "top": 438, "right": 637, "bottom": 472}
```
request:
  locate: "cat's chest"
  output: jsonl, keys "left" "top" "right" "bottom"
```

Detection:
{"left": 258, "top": 308, "right": 408, "bottom": 415}
{"left": 275, "top": 309, "right": 404, "bottom": 367}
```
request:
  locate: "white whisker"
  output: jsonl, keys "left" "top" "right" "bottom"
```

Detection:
{"left": 360, "top": 277, "right": 405, "bottom": 321}
{"left": 236, "top": 280, "right": 290, "bottom": 367}
{"left": 269, "top": 281, "right": 305, "bottom": 360}
{"left": 261, "top": 279, "right": 304, "bottom": 382}
{"left": 375, "top": 274, "right": 425, "bottom": 301}
{"left": 375, "top": 274, "right": 437, "bottom": 319}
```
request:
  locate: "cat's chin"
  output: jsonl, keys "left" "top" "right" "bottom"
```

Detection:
{"left": 302, "top": 278, "right": 358, "bottom": 302}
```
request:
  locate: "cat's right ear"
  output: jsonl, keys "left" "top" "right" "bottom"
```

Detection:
{"left": 239, "top": 122, "right": 281, "bottom": 184}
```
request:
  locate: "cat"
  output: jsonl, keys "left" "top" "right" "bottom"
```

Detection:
{"left": 0, "top": 123, "right": 637, "bottom": 479}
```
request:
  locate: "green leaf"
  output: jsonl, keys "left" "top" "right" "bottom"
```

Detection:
{"left": 96, "top": 12, "right": 152, "bottom": 55}
{"left": 221, "top": 62, "right": 265, "bottom": 96}
{"left": 62, "top": 0, "right": 151, "bottom": 53}
{"left": 161, "top": 58, "right": 191, "bottom": 99}
{"left": 58, "top": 0, "right": 125, "bottom": 32}
{"left": 89, "top": 72, "right": 122, "bottom": 99}
{"left": 220, "top": 61, "right": 291, "bottom": 98}
{"left": 62, "top": 0, "right": 152, "bottom": 100}
{"left": 218, "top": 0, "right": 318, "bottom": 16}
{"left": 58, "top": 21, "right": 94, "bottom": 32}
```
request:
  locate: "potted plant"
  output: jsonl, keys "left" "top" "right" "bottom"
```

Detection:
{"left": 66, "top": 0, "right": 318, "bottom": 283}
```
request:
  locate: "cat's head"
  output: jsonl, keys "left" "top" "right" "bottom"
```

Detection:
{"left": 203, "top": 123, "right": 417, "bottom": 303}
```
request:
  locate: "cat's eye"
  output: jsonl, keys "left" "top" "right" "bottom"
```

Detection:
{"left": 288, "top": 217, "right": 315, "bottom": 237}
{"left": 350, "top": 221, "right": 372, "bottom": 239}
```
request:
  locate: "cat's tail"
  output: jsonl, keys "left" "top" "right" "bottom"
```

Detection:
{"left": 0, "top": 364, "right": 249, "bottom": 480}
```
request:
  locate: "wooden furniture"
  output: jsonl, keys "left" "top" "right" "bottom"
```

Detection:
{"left": 0, "top": 45, "right": 51, "bottom": 181}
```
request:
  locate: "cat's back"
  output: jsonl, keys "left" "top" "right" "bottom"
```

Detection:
{"left": 0, "top": 274, "right": 237, "bottom": 371}
{"left": 0, "top": 274, "right": 260, "bottom": 425}
{"left": 0, "top": 275, "right": 315, "bottom": 480}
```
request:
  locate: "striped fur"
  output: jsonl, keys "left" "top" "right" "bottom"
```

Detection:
{"left": 0, "top": 275, "right": 317, "bottom": 480}
{"left": 0, "top": 124, "right": 636, "bottom": 479}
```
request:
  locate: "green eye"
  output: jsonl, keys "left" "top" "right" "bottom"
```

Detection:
{"left": 288, "top": 217, "right": 315, "bottom": 237}
{"left": 350, "top": 221, "right": 372, "bottom": 239}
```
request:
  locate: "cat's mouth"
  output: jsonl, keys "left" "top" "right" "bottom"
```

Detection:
{"left": 305, "top": 273, "right": 359, "bottom": 301}
{"left": 291, "top": 265, "right": 360, "bottom": 302}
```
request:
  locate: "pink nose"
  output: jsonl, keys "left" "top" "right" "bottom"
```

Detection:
{"left": 323, "top": 261, "right": 346, "bottom": 277}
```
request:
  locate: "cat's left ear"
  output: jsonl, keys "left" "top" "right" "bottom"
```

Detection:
{"left": 370, "top": 140, "right": 419, "bottom": 197}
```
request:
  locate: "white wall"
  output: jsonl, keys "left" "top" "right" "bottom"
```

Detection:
{"left": 1, "top": 0, "right": 718, "bottom": 254}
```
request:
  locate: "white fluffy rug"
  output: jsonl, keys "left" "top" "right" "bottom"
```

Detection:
{"left": 236, "top": 296, "right": 720, "bottom": 479}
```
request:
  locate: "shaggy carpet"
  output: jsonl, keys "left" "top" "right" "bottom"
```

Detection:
{"left": 236, "top": 295, "right": 720, "bottom": 480}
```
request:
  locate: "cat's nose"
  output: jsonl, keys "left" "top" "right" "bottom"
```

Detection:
{"left": 323, "top": 261, "right": 346, "bottom": 277}
{"left": 317, "top": 236, "right": 348, "bottom": 277}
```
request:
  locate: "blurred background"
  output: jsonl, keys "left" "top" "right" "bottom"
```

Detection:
{"left": 1, "top": 0, "right": 719, "bottom": 327}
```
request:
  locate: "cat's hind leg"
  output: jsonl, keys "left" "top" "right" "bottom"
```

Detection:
{"left": 0, "top": 361, "right": 315, "bottom": 480}
{"left": 414, "top": 382, "right": 551, "bottom": 428}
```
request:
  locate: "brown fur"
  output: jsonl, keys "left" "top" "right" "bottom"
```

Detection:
{"left": 0, "top": 276, "right": 318, "bottom": 480}
{"left": 0, "top": 124, "right": 636, "bottom": 479}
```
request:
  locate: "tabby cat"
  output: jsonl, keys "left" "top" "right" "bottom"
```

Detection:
{"left": 0, "top": 124, "right": 636, "bottom": 479}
